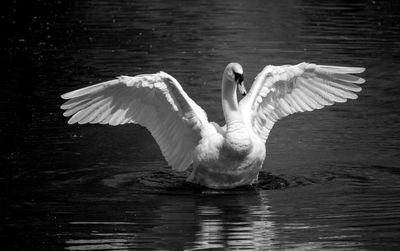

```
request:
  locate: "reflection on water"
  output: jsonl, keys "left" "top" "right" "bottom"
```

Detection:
{"left": 63, "top": 187, "right": 277, "bottom": 251}
{"left": 60, "top": 173, "right": 398, "bottom": 250}
{"left": 2, "top": 0, "right": 400, "bottom": 250}
{"left": 193, "top": 195, "right": 275, "bottom": 250}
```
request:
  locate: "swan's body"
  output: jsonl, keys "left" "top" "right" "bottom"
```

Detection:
{"left": 61, "top": 62, "right": 365, "bottom": 189}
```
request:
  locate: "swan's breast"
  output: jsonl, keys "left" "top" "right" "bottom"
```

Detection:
{"left": 223, "top": 120, "right": 252, "bottom": 158}
{"left": 188, "top": 132, "right": 266, "bottom": 189}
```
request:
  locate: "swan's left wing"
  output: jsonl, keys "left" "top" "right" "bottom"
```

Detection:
{"left": 61, "top": 72, "right": 210, "bottom": 171}
{"left": 239, "top": 63, "right": 365, "bottom": 141}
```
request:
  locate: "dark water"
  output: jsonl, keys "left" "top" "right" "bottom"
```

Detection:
{"left": 2, "top": 0, "right": 400, "bottom": 250}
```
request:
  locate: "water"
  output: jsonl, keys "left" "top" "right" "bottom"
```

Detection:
{"left": 2, "top": 0, "right": 400, "bottom": 250}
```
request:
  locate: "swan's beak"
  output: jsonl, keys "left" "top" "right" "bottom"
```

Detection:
{"left": 234, "top": 72, "right": 246, "bottom": 96}
{"left": 237, "top": 81, "right": 247, "bottom": 96}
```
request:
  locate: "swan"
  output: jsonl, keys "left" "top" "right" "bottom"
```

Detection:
{"left": 61, "top": 62, "right": 365, "bottom": 189}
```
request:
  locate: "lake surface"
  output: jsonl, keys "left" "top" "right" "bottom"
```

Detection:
{"left": 2, "top": 0, "right": 400, "bottom": 250}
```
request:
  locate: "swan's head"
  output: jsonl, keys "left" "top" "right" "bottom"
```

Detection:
{"left": 225, "top": 62, "right": 247, "bottom": 96}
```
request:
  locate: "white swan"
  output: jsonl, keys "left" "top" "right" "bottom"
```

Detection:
{"left": 61, "top": 62, "right": 365, "bottom": 189}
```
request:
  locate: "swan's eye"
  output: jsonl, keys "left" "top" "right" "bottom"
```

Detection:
{"left": 233, "top": 72, "right": 244, "bottom": 83}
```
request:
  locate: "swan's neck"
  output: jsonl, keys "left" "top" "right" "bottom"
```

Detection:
{"left": 221, "top": 75, "right": 251, "bottom": 153}
{"left": 222, "top": 75, "right": 241, "bottom": 125}
{"left": 221, "top": 75, "right": 249, "bottom": 139}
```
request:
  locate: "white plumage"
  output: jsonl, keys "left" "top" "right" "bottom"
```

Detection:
{"left": 61, "top": 62, "right": 365, "bottom": 189}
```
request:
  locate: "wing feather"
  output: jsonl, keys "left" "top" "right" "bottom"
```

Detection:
{"left": 318, "top": 65, "right": 365, "bottom": 74}
{"left": 61, "top": 72, "right": 210, "bottom": 171}
{"left": 239, "top": 63, "right": 365, "bottom": 141}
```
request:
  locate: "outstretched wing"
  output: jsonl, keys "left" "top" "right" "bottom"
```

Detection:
{"left": 239, "top": 63, "right": 365, "bottom": 141}
{"left": 61, "top": 72, "right": 209, "bottom": 171}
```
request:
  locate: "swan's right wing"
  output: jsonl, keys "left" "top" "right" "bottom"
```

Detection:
{"left": 239, "top": 63, "right": 365, "bottom": 141}
{"left": 61, "top": 72, "right": 210, "bottom": 171}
